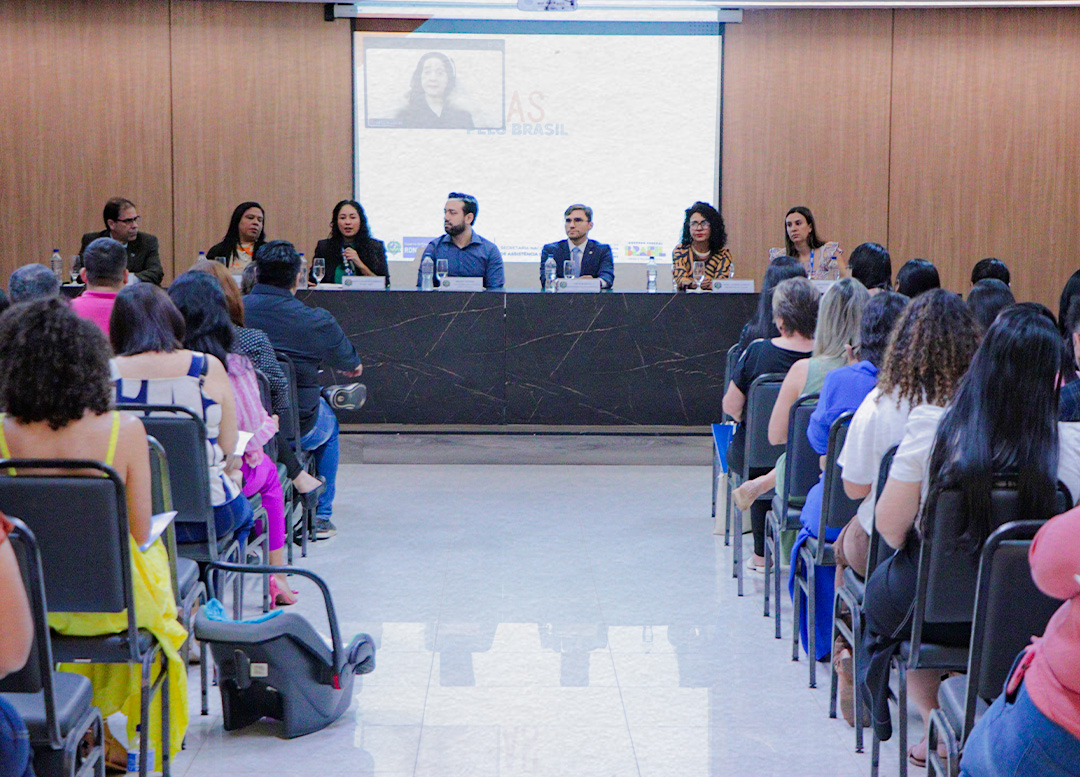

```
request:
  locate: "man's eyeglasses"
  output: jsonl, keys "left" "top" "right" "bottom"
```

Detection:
{"left": 115, "top": 216, "right": 140, "bottom": 225}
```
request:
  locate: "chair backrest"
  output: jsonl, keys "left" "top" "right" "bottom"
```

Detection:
{"left": 782, "top": 393, "right": 820, "bottom": 505}
{"left": 743, "top": 373, "right": 786, "bottom": 474}
{"left": 865, "top": 444, "right": 898, "bottom": 578}
{"left": 722, "top": 344, "right": 743, "bottom": 423}
{"left": 0, "top": 461, "right": 138, "bottom": 651}
{"left": 0, "top": 519, "right": 62, "bottom": 747}
{"left": 116, "top": 404, "right": 213, "bottom": 537}
{"left": 816, "top": 412, "right": 860, "bottom": 560}
{"left": 253, "top": 369, "right": 278, "bottom": 461}
{"left": 275, "top": 351, "right": 302, "bottom": 446}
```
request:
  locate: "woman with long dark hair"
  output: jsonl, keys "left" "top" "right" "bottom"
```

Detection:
{"left": 671, "top": 201, "right": 733, "bottom": 291}
{"left": 863, "top": 304, "right": 1080, "bottom": 766}
{"left": 207, "top": 201, "right": 267, "bottom": 271}
{"left": 395, "top": 51, "right": 474, "bottom": 129}
{"left": 739, "top": 255, "right": 808, "bottom": 350}
{"left": 780, "top": 206, "right": 838, "bottom": 279}
{"left": 311, "top": 200, "right": 388, "bottom": 286}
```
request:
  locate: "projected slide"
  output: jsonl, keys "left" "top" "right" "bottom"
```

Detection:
{"left": 354, "top": 25, "right": 722, "bottom": 266}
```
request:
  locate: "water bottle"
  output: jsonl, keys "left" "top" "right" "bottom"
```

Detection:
{"left": 125, "top": 725, "right": 154, "bottom": 776}
{"left": 196, "top": 250, "right": 206, "bottom": 267}
{"left": 646, "top": 256, "right": 657, "bottom": 293}
{"left": 544, "top": 254, "right": 556, "bottom": 291}
{"left": 420, "top": 254, "right": 434, "bottom": 291}
{"left": 298, "top": 253, "right": 308, "bottom": 289}
{"left": 50, "top": 249, "right": 63, "bottom": 283}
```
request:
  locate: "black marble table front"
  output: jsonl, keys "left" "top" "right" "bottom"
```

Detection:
{"left": 300, "top": 290, "right": 756, "bottom": 426}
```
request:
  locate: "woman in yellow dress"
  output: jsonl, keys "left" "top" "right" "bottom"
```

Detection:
{"left": 0, "top": 297, "right": 187, "bottom": 771}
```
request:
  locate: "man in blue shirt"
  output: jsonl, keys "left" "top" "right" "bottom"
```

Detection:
{"left": 417, "top": 192, "right": 504, "bottom": 289}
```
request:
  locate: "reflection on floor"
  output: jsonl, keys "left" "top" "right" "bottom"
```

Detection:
{"left": 174, "top": 462, "right": 912, "bottom": 777}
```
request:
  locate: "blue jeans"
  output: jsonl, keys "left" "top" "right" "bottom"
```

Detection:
{"left": 176, "top": 491, "right": 255, "bottom": 548}
{"left": 960, "top": 681, "right": 1080, "bottom": 777}
{"left": 300, "top": 397, "right": 339, "bottom": 521}
{"left": 0, "top": 696, "right": 35, "bottom": 777}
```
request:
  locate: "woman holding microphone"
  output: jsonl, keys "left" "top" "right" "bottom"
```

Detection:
{"left": 311, "top": 200, "right": 389, "bottom": 286}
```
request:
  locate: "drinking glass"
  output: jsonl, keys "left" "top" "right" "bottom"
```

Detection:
{"left": 69, "top": 256, "right": 80, "bottom": 284}
{"left": 436, "top": 258, "right": 449, "bottom": 285}
{"left": 563, "top": 260, "right": 575, "bottom": 280}
{"left": 312, "top": 257, "right": 326, "bottom": 284}
{"left": 692, "top": 260, "right": 706, "bottom": 291}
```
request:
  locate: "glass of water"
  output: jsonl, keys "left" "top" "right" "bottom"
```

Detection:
{"left": 436, "top": 258, "right": 449, "bottom": 285}
{"left": 312, "top": 257, "right": 326, "bottom": 284}
{"left": 69, "top": 256, "right": 80, "bottom": 284}
{"left": 563, "top": 260, "right": 575, "bottom": 280}
{"left": 692, "top": 260, "right": 706, "bottom": 292}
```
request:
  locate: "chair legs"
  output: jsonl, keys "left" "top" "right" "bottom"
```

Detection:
{"left": 808, "top": 560, "right": 817, "bottom": 688}
{"left": 774, "top": 522, "right": 785, "bottom": 639}
{"left": 792, "top": 553, "right": 802, "bottom": 663}
{"left": 831, "top": 584, "right": 867, "bottom": 752}
{"left": 898, "top": 659, "right": 909, "bottom": 777}
{"left": 763, "top": 512, "right": 772, "bottom": 618}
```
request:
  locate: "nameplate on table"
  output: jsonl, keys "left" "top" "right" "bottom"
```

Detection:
{"left": 555, "top": 277, "right": 601, "bottom": 293}
{"left": 812, "top": 280, "right": 837, "bottom": 293}
{"left": 341, "top": 276, "right": 386, "bottom": 291}
{"left": 711, "top": 279, "right": 755, "bottom": 294}
{"left": 439, "top": 276, "right": 485, "bottom": 292}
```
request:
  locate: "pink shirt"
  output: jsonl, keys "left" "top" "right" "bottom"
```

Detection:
{"left": 226, "top": 354, "right": 278, "bottom": 466}
{"left": 69, "top": 289, "right": 118, "bottom": 337}
{"left": 1022, "top": 504, "right": 1080, "bottom": 739}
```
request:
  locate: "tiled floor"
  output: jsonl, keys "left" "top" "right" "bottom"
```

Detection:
{"left": 173, "top": 462, "right": 913, "bottom": 776}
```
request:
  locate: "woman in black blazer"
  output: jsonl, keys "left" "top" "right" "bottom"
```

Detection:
{"left": 311, "top": 200, "right": 389, "bottom": 286}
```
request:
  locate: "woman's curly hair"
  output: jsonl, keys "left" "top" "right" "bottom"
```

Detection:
{"left": 0, "top": 297, "right": 113, "bottom": 429}
{"left": 877, "top": 288, "right": 980, "bottom": 408}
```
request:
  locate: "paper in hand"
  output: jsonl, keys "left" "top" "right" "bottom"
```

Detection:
{"left": 234, "top": 431, "right": 254, "bottom": 457}
{"left": 139, "top": 511, "right": 178, "bottom": 552}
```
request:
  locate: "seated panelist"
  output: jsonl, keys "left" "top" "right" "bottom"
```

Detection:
{"left": 312, "top": 199, "right": 389, "bottom": 286}
{"left": 539, "top": 204, "right": 614, "bottom": 290}
{"left": 79, "top": 196, "right": 164, "bottom": 285}
{"left": 207, "top": 201, "right": 266, "bottom": 271}
{"left": 417, "top": 192, "right": 504, "bottom": 289}
{"left": 672, "top": 201, "right": 733, "bottom": 291}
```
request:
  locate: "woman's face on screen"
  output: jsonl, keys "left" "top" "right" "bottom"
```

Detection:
{"left": 421, "top": 57, "right": 449, "bottom": 98}
{"left": 337, "top": 206, "right": 361, "bottom": 238}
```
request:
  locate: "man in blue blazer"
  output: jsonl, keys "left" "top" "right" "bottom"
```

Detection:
{"left": 539, "top": 204, "right": 615, "bottom": 290}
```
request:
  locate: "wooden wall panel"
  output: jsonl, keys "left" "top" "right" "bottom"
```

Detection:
{"left": 0, "top": 0, "right": 173, "bottom": 280}
{"left": 721, "top": 10, "right": 893, "bottom": 285}
{"left": 170, "top": 0, "right": 352, "bottom": 274}
{"left": 888, "top": 9, "right": 1080, "bottom": 309}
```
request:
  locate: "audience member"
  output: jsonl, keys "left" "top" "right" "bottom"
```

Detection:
{"left": 312, "top": 200, "right": 389, "bottom": 286}
{"left": 169, "top": 272, "right": 297, "bottom": 605}
{"left": 723, "top": 276, "right": 819, "bottom": 569}
{"left": 957, "top": 503, "right": 1080, "bottom": 776}
{"left": 70, "top": 237, "right": 127, "bottom": 336}
{"left": 0, "top": 289, "right": 9, "bottom": 317}
{"left": 782, "top": 206, "right": 837, "bottom": 279}
{"left": 8, "top": 264, "right": 59, "bottom": 304}
{"left": 0, "top": 510, "right": 35, "bottom": 777}
{"left": 190, "top": 261, "right": 326, "bottom": 505}
{"left": 419, "top": 193, "right": 504, "bottom": 289}
{"left": 79, "top": 197, "right": 163, "bottom": 285}
{"left": 738, "top": 256, "right": 807, "bottom": 351}
{"left": 966, "top": 277, "right": 1014, "bottom": 331}
{"left": 1059, "top": 297, "right": 1080, "bottom": 421}
{"left": 895, "top": 258, "right": 940, "bottom": 298}
{"left": 846, "top": 242, "right": 892, "bottom": 293}
{"left": 207, "top": 201, "right": 267, "bottom": 272}
{"left": 1058, "top": 269, "right": 1080, "bottom": 369}
{"left": 540, "top": 204, "right": 614, "bottom": 290}
{"left": 733, "top": 279, "right": 871, "bottom": 559}
{"left": 0, "top": 297, "right": 187, "bottom": 770}
{"left": 672, "top": 202, "right": 733, "bottom": 291}
{"left": 244, "top": 241, "right": 362, "bottom": 538}
{"left": 241, "top": 262, "right": 258, "bottom": 295}
{"left": 111, "top": 284, "right": 254, "bottom": 550}
{"left": 970, "top": 256, "right": 1010, "bottom": 286}
{"left": 862, "top": 304, "right": 1080, "bottom": 766}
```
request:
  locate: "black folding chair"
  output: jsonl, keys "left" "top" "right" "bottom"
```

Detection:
{"left": 728, "top": 373, "right": 786, "bottom": 597}
{"left": 829, "top": 444, "right": 897, "bottom": 752}
{"left": 927, "top": 520, "right": 1063, "bottom": 777}
{"left": 792, "top": 411, "right": 859, "bottom": 688}
{"left": 117, "top": 404, "right": 249, "bottom": 621}
{"left": 0, "top": 518, "right": 105, "bottom": 777}
{"left": 275, "top": 352, "right": 316, "bottom": 561}
{"left": 0, "top": 461, "right": 170, "bottom": 777}
{"left": 764, "top": 393, "right": 820, "bottom": 628}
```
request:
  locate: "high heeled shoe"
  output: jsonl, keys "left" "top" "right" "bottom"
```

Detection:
{"left": 269, "top": 575, "right": 299, "bottom": 608}
{"left": 296, "top": 475, "right": 327, "bottom": 511}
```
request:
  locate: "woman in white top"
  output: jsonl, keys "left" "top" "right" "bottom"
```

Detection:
{"left": 863, "top": 304, "right": 1080, "bottom": 767}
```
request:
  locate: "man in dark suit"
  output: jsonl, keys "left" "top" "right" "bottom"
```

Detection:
{"left": 539, "top": 204, "right": 615, "bottom": 290}
{"left": 79, "top": 197, "right": 164, "bottom": 285}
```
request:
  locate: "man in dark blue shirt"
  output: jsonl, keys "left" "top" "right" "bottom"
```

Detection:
{"left": 244, "top": 241, "right": 362, "bottom": 538}
{"left": 417, "top": 192, "right": 504, "bottom": 289}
